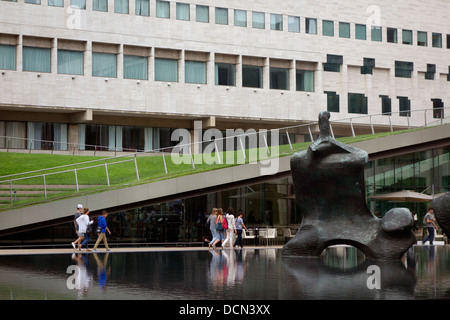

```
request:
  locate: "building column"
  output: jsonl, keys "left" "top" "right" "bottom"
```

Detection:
{"left": 84, "top": 41, "right": 92, "bottom": 77}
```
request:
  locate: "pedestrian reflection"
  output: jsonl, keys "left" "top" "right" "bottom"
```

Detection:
{"left": 208, "top": 249, "right": 253, "bottom": 289}
{"left": 71, "top": 253, "right": 93, "bottom": 299}
{"left": 92, "top": 252, "right": 111, "bottom": 291}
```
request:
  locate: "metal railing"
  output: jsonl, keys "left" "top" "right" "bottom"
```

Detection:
{"left": 0, "top": 107, "right": 448, "bottom": 207}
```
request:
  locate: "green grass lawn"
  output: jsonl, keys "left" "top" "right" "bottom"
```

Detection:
{"left": 0, "top": 127, "right": 423, "bottom": 209}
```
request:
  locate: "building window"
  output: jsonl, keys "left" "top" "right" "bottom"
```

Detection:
{"left": 0, "top": 121, "right": 26, "bottom": 149}
{"left": 305, "top": 18, "right": 317, "bottom": 34}
{"left": 215, "top": 7, "right": 228, "bottom": 25}
{"left": 23, "top": 46, "right": 51, "bottom": 73}
{"left": 361, "top": 58, "right": 375, "bottom": 75}
{"left": 93, "top": 0, "right": 108, "bottom": 11}
{"left": 155, "top": 58, "right": 178, "bottom": 82}
{"left": 270, "top": 14, "right": 283, "bottom": 31}
{"left": 432, "top": 99, "right": 444, "bottom": 119}
{"left": 448, "top": 66, "right": 450, "bottom": 81}
{"left": 348, "top": 93, "right": 368, "bottom": 114}
{"left": 322, "top": 20, "right": 334, "bottom": 37}
{"left": 402, "top": 30, "right": 413, "bottom": 45}
{"left": 270, "top": 67, "right": 289, "bottom": 90}
{"left": 432, "top": 33, "right": 442, "bottom": 48}
{"left": 215, "top": 63, "right": 235, "bottom": 86}
{"left": 324, "top": 54, "right": 342, "bottom": 72}
{"left": 0, "top": 44, "right": 16, "bottom": 70}
{"left": 371, "top": 26, "right": 382, "bottom": 42}
{"left": 447, "top": 35, "right": 450, "bottom": 49}
{"left": 398, "top": 96, "right": 411, "bottom": 117}
{"left": 196, "top": 5, "right": 209, "bottom": 23}
{"left": 296, "top": 70, "right": 314, "bottom": 92}
{"left": 92, "top": 52, "right": 117, "bottom": 78}
{"left": 395, "top": 61, "right": 413, "bottom": 78}
{"left": 339, "top": 22, "right": 350, "bottom": 38}
{"left": 136, "top": 0, "right": 149, "bottom": 16}
{"left": 27, "top": 122, "right": 68, "bottom": 151}
{"left": 234, "top": 9, "right": 247, "bottom": 27}
{"left": 355, "top": 24, "right": 366, "bottom": 40}
{"left": 71, "top": 0, "right": 85, "bottom": 9}
{"left": 387, "top": 28, "right": 398, "bottom": 43}
{"left": 417, "top": 31, "right": 427, "bottom": 46}
{"left": 57, "top": 50, "right": 83, "bottom": 75}
{"left": 176, "top": 3, "right": 190, "bottom": 21}
{"left": 48, "top": 0, "right": 64, "bottom": 7}
{"left": 156, "top": 0, "right": 170, "bottom": 19}
{"left": 25, "top": 0, "right": 40, "bottom": 4}
{"left": 114, "top": 0, "right": 128, "bottom": 13}
{"left": 325, "top": 91, "right": 339, "bottom": 113}
{"left": 242, "top": 65, "right": 262, "bottom": 88}
{"left": 252, "top": 11, "right": 265, "bottom": 29}
{"left": 380, "top": 95, "right": 392, "bottom": 115}
{"left": 124, "top": 55, "right": 148, "bottom": 80}
{"left": 288, "top": 16, "right": 300, "bottom": 33}
{"left": 425, "top": 64, "right": 435, "bottom": 80}
{"left": 185, "top": 60, "right": 206, "bottom": 84}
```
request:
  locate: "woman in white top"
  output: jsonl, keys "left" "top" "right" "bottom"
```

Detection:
{"left": 222, "top": 207, "right": 236, "bottom": 249}
{"left": 74, "top": 208, "right": 93, "bottom": 251}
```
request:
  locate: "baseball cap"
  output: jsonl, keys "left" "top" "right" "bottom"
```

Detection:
{"left": 77, "top": 204, "right": 83, "bottom": 209}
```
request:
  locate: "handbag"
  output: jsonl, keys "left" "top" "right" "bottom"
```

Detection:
{"left": 216, "top": 222, "right": 223, "bottom": 231}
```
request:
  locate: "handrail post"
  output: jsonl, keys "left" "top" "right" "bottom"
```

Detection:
{"left": 285, "top": 129, "right": 293, "bottom": 150}
{"left": 308, "top": 125, "right": 314, "bottom": 142}
{"left": 350, "top": 119, "right": 356, "bottom": 137}
{"left": 74, "top": 166, "right": 79, "bottom": 192}
{"left": 9, "top": 179, "right": 13, "bottom": 205}
{"left": 104, "top": 160, "right": 110, "bottom": 186}
{"left": 134, "top": 154, "right": 140, "bottom": 181}
{"left": 43, "top": 174, "right": 47, "bottom": 198}
{"left": 162, "top": 151, "right": 168, "bottom": 174}
{"left": 239, "top": 136, "right": 246, "bottom": 160}
{"left": 370, "top": 115, "right": 375, "bottom": 135}
{"left": 214, "top": 140, "right": 222, "bottom": 164}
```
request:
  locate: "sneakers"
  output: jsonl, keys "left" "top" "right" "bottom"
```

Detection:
{"left": 71, "top": 242, "right": 76, "bottom": 249}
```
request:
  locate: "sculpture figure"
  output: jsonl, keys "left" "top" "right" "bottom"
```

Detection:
{"left": 432, "top": 191, "right": 450, "bottom": 238}
{"left": 281, "top": 111, "right": 416, "bottom": 260}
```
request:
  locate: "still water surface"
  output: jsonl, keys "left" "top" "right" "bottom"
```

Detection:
{"left": 0, "top": 245, "right": 449, "bottom": 300}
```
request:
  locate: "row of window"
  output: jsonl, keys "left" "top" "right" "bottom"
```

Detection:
{"left": 326, "top": 92, "right": 445, "bottom": 118}
{"left": 1, "top": 42, "right": 449, "bottom": 91}
{"left": 3, "top": 0, "right": 450, "bottom": 49}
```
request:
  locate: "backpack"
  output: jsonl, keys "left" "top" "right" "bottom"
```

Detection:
{"left": 222, "top": 216, "right": 228, "bottom": 230}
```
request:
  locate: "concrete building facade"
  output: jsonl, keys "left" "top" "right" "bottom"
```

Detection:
{"left": 0, "top": 0, "right": 449, "bottom": 153}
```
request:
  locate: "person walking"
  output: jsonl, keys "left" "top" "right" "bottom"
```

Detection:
{"left": 75, "top": 208, "right": 94, "bottom": 251}
{"left": 422, "top": 207, "right": 438, "bottom": 245}
{"left": 71, "top": 204, "right": 83, "bottom": 249}
{"left": 234, "top": 209, "right": 248, "bottom": 249}
{"left": 207, "top": 208, "right": 218, "bottom": 249}
{"left": 80, "top": 208, "right": 94, "bottom": 251}
{"left": 213, "top": 208, "right": 225, "bottom": 249}
{"left": 93, "top": 210, "right": 111, "bottom": 252}
{"left": 222, "top": 207, "right": 236, "bottom": 249}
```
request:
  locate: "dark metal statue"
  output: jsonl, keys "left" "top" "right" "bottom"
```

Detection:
{"left": 281, "top": 111, "right": 416, "bottom": 260}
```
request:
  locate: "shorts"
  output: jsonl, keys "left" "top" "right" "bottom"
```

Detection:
{"left": 78, "top": 233, "right": 86, "bottom": 237}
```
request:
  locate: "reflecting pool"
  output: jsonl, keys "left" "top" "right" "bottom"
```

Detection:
{"left": 0, "top": 245, "right": 449, "bottom": 300}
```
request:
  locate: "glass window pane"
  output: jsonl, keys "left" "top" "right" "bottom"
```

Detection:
{"left": 124, "top": 55, "right": 148, "bottom": 80}
{"left": 402, "top": 30, "right": 413, "bottom": 45}
{"left": 355, "top": 24, "right": 366, "bottom": 40}
{"left": 296, "top": 70, "right": 314, "bottom": 92}
{"left": 48, "top": 0, "right": 64, "bottom": 6}
{"left": 136, "top": 0, "right": 149, "bottom": 16}
{"left": 371, "top": 26, "right": 382, "bottom": 41}
{"left": 93, "top": 0, "right": 108, "bottom": 11}
{"left": 71, "top": 0, "right": 85, "bottom": 9}
{"left": 326, "top": 91, "right": 339, "bottom": 112}
{"left": 156, "top": 0, "right": 170, "bottom": 18}
{"left": 115, "top": 0, "right": 128, "bottom": 13}
{"left": 417, "top": 31, "right": 427, "bottom": 46}
{"left": 215, "top": 7, "right": 228, "bottom": 25}
{"left": 323, "top": 20, "right": 334, "bottom": 36}
{"left": 215, "top": 63, "right": 235, "bottom": 86}
{"left": 155, "top": 58, "right": 178, "bottom": 82}
{"left": 242, "top": 65, "right": 262, "bottom": 88}
{"left": 92, "top": 52, "right": 117, "bottom": 78}
{"left": 0, "top": 44, "right": 16, "bottom": 70}
{"left": 185, "top": 60, "right": 206, "bottom": 84}
{"left": 252, "top": 11, "right": 265, "bottom": 29}
{"left": 270, "top": 67, "right": 289, "bottom": 90}
{"left": 288, "top": 16, "right": 300, "bottom": 33}
{"left": 234, "top": 9, "right": 247, "bottom": 27}
{"left": 25, "top": 0, "right": 41, "bottom": 4}
{"left": 432, "top": 33, "right": 442, "bottom": 48}
{"left": 339, "top": 22, "right": 350, "bottom": 38}
{"left": 57, "top": 50, "right": 83, "bottom": 75}
{"left": 176, "top": 3, "right": 190, "bottom": 21}
{"left": 348, "top": 93, "right": 368, "bottom": 114}
{"left": 196, "top": 5, "right": 209, "bottom": 23}
{"left": 395, "top": 61, "right": 413, "bottom": 78}
{"left": 305, "top": 18, "right": 317, "bottom": 34}
{"left": 270, "top": 14, "right": 283, "bottom": 31}
{"left": 387, "top": 28, "right": 397, "bottom": 43}
{"left": 23, "top": 47, "right": 51, "bottom": 73}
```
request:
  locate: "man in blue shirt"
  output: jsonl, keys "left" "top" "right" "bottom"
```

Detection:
{"left": 233, "top": 210, "right": 248, "bottom": 249}
{"left": 93, "top": 210, "right": 111, "bottom": 252}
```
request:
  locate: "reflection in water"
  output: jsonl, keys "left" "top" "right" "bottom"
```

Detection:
{"left": 0, "top": 246, "right": 449, "bottom": 300}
